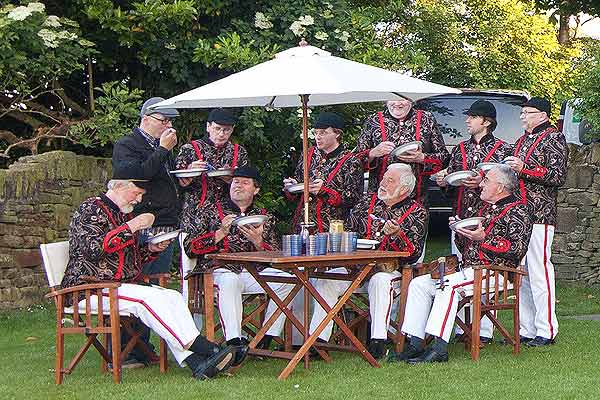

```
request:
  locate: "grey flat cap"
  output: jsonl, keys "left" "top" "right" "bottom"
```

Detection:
{"left": 140, "top": 97, "right": 179, "bottom": 118}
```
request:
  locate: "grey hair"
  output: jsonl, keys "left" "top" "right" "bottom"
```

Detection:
{"left": 107, "top": 179, "right": 133, "bottom": 190}
{"left": 493, "top": 164, "right": 518, "bottom": 194}
{"left": 387, "top": 163, "right": 416, "bottom": 193}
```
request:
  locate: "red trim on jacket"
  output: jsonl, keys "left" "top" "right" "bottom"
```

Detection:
{"left": 480, "top": 238, "right": 511, "bottom": 253}
{"left": 314, "top": 151, "right": 355, "bottom": 231}
{"left": 190, "top": 232, "right": 218, "bottom": 255}
{"left": 216, "top": 200, "right": 229, "bottom": 252}
{"left": 191, "top": 140, "right": 208, "bottom": 208}
{"left": 365, "top": 193, "right": 379, "bottom": 240}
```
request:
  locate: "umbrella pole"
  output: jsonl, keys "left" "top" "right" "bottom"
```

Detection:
{"left": 301, "top": 94, "right": 310, "bottom": 225}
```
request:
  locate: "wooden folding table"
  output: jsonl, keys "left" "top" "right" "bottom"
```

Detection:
{"left": 206, "top": 250, "right": 407, "bottom": 380}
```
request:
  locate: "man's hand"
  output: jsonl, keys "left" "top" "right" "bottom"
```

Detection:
{"left": 215, "top": 214, "right": 237, "bottom": 243}
{"left": 308, "top": 178, "right": 324, "bottom": 195}
{"left": 462, "top": 174, "right": 482, "bottom": 188}
{"left": 127, "top": 213, "right": 155, "bottom": 233}
{"left": 456, "top": 223, "right": 485, "bottom": 241}
{"left": 238, "top": 223, "right": 265, "bottom": 249}
{"left": 503, "top": 156, "right": 524, "bottom": 173}
{"left": 382, "top": 220, "right": 401, "bottom": 236}
{"left": 159, "top": 128, "right": 178, "bottom": 151}
{"left": 369, "top": 141, "right": 396, "bottom": 158}
{"left": 148, "top": 239, "right": 173, "bottom": 253}
{"left": 436, "top": 168, "right": 449, "bottom": 187}
{"left": 283, "top": 177, "right": 298, "bottom": 188}
{"left": 398, "top": 149, "right": 425, "bottom": 164}
{"left": 179, "top": 160, "right": 209, "bottom": 187}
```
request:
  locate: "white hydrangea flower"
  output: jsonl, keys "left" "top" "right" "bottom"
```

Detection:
{"left": 7, "top": 6, "right": 32, "bottom": 21}
{"left": 298, "top": 15, "right": 314, "bottom": 26}
{"left": 289, "top": 20, "right": 306, "bottom": 37}
{"left": 164, "top": 42, "right": 177, "bottom": 50}
{"left": 28, "top": 2, "right": 45, "bottom": 13}
{"left": 307, "top": 128, "right": 315, "bottom": 140}
{"left": 37, "top": 29, "right": 59, "bottom": 48}
{"left": 321, "top": 9, "right": 334, "bottom": 19}
{"left": 296, "top": 107, "right": 312, "bottom": 118}
{"left": 56, "top": 30, "right": 77, "bottom": 41}
{"left": 314, "top": 31, "right": 328, "bottom": 41}
{"left": 254, "top": 12, "right": 273, "bottom": 30}
{"left": 336, "top": 30, "right": 350, "bottom": 42}
{"left": 43, "top": 16, "right": 62, "bottom": 28}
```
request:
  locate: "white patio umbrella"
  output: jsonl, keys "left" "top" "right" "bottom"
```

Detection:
{"left": 152, "top": 42, "right": 460, "bottom": 224}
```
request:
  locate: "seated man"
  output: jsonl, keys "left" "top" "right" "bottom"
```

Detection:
{"left": 308, "top": 163, "right": 428, "bottom": 359}
{"left": 60, "top": 175, "right": 235, "bottom": 380}
{"left": 398, "top": 164, "right": 533, "bottom": 364}
{"left": 182, "top": 165, "right": 293, "bottom": 361}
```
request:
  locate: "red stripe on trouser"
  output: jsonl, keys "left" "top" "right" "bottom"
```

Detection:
{"left": 214, "top": 284, "right": 228, "bottom": 340}
{"left": 381, "top": 284, "right": 394, "bottom": 336}
{"left": 103, "top": 293, "right": 185, "bottom": 348}
{"left": 439, "top": 280, "right": 474, "bottom": 338}
{"left": 542, "top": 225, "right": 554, "bottom": 338}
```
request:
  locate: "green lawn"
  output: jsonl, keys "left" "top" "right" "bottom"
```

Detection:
{"left": 1, "top": 280, "right": 600, "bottom": 400}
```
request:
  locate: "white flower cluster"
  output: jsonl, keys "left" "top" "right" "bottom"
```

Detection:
{"left": 164, "top": 42, "right": 177, "bottom": 50}
{"left": 254, "top": 12, "right": 273, "bottom": 30}
{"left": 289, "top": 15, "right": 315, "bottom": 37}
{"left": 38, "top": 29, "right": 78, "bottom": 49}
{"left": 334, "top": 29, "right": 350, "bottom": 42}
{"left": 6, "top": 2, "right": 45, "bottom": 21}
{"left": 43, "top": 15, "right": 62, "bottom": 28}
{"left": 315, "top": 31, "right": 328, "bottom": 41}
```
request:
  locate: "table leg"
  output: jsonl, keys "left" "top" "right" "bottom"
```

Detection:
{"left": 203, "top": 273, "right": 215, "bottom": 342}
{"left": 303, "top": 268, "right": 310, "bottom": 369}
{"left": 278, "top": 264, "right": 379, "bottom": 380}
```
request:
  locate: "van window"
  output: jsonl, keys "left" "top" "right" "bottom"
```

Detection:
{"left": 417, "top": 94, "right": 526, "bottom": 147}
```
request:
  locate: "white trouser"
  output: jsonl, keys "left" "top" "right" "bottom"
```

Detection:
{"left": 79, "top": 283, "right": 199, "bottom": 365}
{"left": 402, "top": 268, "right": 501, "bottom": 342}
{"left": 450, "top": 230, "right": 462, "bottom": 262}
{"left": 417, "top": 232, "right": 427, "bottom": 263}
{"left": 213, "top": 268, "right": 294, "bottom": 342}
{"left": 520, "top": 224, "right": 558, "bottom": 339}
{"left": 309, "top": 268, "right": 402, "bottom": 341}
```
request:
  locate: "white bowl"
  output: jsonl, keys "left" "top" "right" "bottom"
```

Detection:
{"left": 449, "top": 217, "right": 485, "bottom": 232}
{"left": 232, "top": 215, "right": 269, "bottom": 227}
{"left": 147, "top": 229, "right": 181, "bottom": 244}
{"left": 476, "top": 162, "right": 502, "bottom": 173}
{"left": 391, "top": 141, "right": 422, "bottom": 157}
{"left": 207, "top": 168, "right": 234, "bottom": 177}
{"left": 357, "top": 238, "right": 380, "bottom": 249}
{"left": 444, "top": 170, "right": 478, "bottom": 186}
{"left": 285, "top": 183, "right": 305, "bottom": 193}
{"left": 169, "top": 168, "right": 205, "bottom": 178}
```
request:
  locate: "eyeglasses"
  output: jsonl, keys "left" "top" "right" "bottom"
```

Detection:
{"left": 148, "top": 114, "right": 172, "bottom": 125}
{"left": 520, "top": 110, "right": 543, "bottom": 116}
{"left": 314, "top": 129, "right": 335, "bottom": 137}
{"left": 210, "top": 125, "right": 234, "bottom": 134}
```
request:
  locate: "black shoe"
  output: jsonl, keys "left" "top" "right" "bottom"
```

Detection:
{"left": 480, "top": 336, "right": 493, "bottom": 345}
{"left": 308, "top": 338, "right": 328, "bottom": 360}
{"left": 367, "top": 339, "right": 387, "bottom": 360}
{"left": 406, "top": 348, "right": 449, "bottom": 364}
{"left": 453, "top": 333, "right": 466, "bottom": 343}
{"left": 498, "top": 336, "right": 534, "bottom": 346}
{"left": 225, "top": 337, "right": 249, "bottom": 366}
{"left": 388, "top": 343, "right": 424, "bottom": 363}
{"left": 255, "top": 335, "right": 273, "bottom": 350}
{"left": 190, "top": 346, "right": 236, "bottom": 380}
{"left": 526, "top": 336, "right": 555, "bottom": 347}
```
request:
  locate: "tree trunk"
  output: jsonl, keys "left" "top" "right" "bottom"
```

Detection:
{"left": 558, "top": 12, "right": 570, "bottom": 44}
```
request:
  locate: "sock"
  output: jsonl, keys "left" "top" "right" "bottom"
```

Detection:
{"left": 190, "top": 335, "right": 220, "bottom": 356}
{"left": 409, "top": 336, "right": 424, "bottom": 350}
{"left": 226, "top": 337, "right": 246, "bottom": 347}
{"left": 432, "top": 337, "right": 448, "bottom": 353}
{"left": 184, "top": 353, "right": 204, "bottom": 371}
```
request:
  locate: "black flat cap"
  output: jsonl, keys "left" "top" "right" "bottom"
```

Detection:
{"left": 464, "top": 100, "right": 496, "bottom": 118}
{"left": 314, "top": 112, "right": 345, "bottom": 130}
{"left": 232, "top": 165, "right": 261, "bottom": 185}
{"left": 208, "top": 108, "right": 237, "bottom": 125}
{"left": 112, "top": 165, "right": 150, "bottom": 188}
{"left": 522, "top": 97, "right": 551, "bottom": 115}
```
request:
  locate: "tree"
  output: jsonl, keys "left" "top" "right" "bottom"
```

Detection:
{"left": 533, "top": 0, "right": 600, "bottom": 44}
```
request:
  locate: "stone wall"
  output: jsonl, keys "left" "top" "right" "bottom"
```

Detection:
{"left": 553, "top": 143, "right": 600, "bottom": 283}
{"left": 0, "top": 151, "right": 111, "bottom": 309}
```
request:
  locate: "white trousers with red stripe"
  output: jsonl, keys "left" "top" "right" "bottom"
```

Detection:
{"left": 79, "top": 283, "right": 199, "bottom": 365}
{"left": 213, "top": 268, "right": 294, "bottom": 342}
{"left": 402, "top": 269, "right": 500, "bottom": 342}
{"left": 309, "top": 268, "right": 402, "bottom": 341}
{"left": 519, "top": 224, "right": 558, "bottom": 339}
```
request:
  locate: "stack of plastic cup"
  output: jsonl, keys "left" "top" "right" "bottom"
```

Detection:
{"left": 282, "top": 234, "right": 303, "bottom": 256}
{"left": 341, "top": 232, "right": 355, "bottom": 253}
{"left": 329, "top": 232, "right": 342, "bottom": 253}
{"left": 317, "top": 233, "right": 328, "bottom": 255}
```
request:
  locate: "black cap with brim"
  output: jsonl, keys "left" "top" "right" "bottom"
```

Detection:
{"left": 463, "top": 100, "right": 496, "bottom": 118}
{"left": 112, "top": 166, "right": 150, "bottom": 187}
{"left": 208, "top": 108, "right": 237, "bottom": 125}
{"left": 232, "top": 165, "right": 261, "bottom": 185}
{"left": 313, "top": 112, "right": 345, "bottom": 130}
{"left": 141, "top": 97, "right": 179, "bottom": 118}
{"left": 522, "top": 97, "right": 551, "bottom": 115}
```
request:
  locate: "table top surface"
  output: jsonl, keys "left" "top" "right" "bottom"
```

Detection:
{"left": 206, "top": 250, "right": 408, "bottom": 264}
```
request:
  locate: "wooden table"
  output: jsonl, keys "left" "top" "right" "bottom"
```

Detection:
{"left": 206, "top": 250, "right": 408, "bottom": 380}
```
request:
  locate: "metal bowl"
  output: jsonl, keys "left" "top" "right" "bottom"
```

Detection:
{"left": 169, "top": 168, "right": 205, "bottom": 178}
{"left": 449, "top": 217, "right": 485, "bottom": 232}
{"left": 206, "top": 168, "right": 234, "bottom": 177}
{"left": 147, "top": 229, "right": 181, "bottom": 244}
{"left": 356, "top": 238, "right": 380, "bottom": 249}
{"left": 285, "top": 183, "right": 305, "bottom": 193}
{"left": 232, "top": 214, "right": 269, "bottom": 227}
{"left": 443, "top": 170, "right": 478, "bottom": 186}
{"left": 476, "top": 162, "right": 502, "bottom": 173}
{"left": 391, "top": 141, "right": 422, "bottom": 157}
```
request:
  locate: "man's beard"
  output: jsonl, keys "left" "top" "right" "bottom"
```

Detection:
{"left": 120, "top": 203, "right": 134, "bottom": 214}
{"left": 377, "top": 186, "right": 401, "bottom": 201}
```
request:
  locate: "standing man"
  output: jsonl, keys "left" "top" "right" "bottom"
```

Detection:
{"left": 308, "top": 163, "right": 428, "bottom": 360}
{"left": 397, "top": 165, "right": 532, "bottom": 363}
{"left": 504, "top": 97, "right": 568, "bottom": 347}
{"left": 60, "top": 174, "right": 236, "bottom": 380}
{"left": 357, "top": 99, "right": 450, "bottom": 204}
{"left": 182, "top": 166, "right": 293, "bottom": 365}
{"left": 176, "top": 108, "right": 249, "bottom": 213}
{"left": 112, "top": 97, "right": 180, "bottom": 275}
